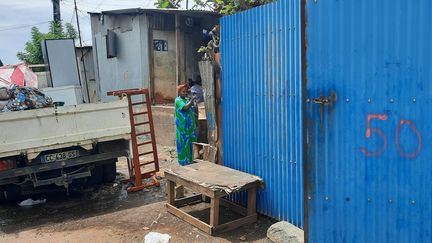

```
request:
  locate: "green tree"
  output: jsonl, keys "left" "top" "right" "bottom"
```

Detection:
{"left": 17, "top": 21, "right": 78, "bottom": 65}
{"left": 154, "top": 0, "right": 273, "bottom": 15}
{"left": 154, "top": 0, "right": 182, "bottom": 8}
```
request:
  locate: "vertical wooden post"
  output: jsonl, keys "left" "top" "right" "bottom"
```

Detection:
{"left": 215, "top": 56, "right": 222, "bottom": 164}
{"left": 167, "top": 180, "right": 175, "bottom": 205}
{"left": 247, "top": 187, "right": 257, "bottom": 215}
{"left": 210, "top": 197, "right": 220, "bottom": 227}
{"left": 199, "top": 61, "right": 217, "bottom": 146}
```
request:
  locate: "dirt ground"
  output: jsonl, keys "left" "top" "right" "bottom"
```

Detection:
{"left": 0, "top": 146, "right": 275, "bottom": 243}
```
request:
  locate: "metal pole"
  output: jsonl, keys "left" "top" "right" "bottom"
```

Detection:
{"left": 52, "top": 0, "right": 61, "bottom": 22}
{"left": 74, "top": 0, "right": 91, "bottom": 103}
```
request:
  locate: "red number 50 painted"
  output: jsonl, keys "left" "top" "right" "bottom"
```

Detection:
{"left": 360, "top": 114, "right": 388, "bottom": 157}
{"left": 361, "top": 114, "right": 423, "bottom": 158}
{"left": 396, "top": 119, "right": 423, "bottom": 158}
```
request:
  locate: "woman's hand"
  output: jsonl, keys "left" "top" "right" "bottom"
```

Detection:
{"left": 183, "top": 96, "right": 196, "bottom": 111}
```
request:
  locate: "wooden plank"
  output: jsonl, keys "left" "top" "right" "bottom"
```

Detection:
{"left": 213, "top": 214, "right": 257, "bottom": 234}
{"left": 192, "top": 143, "right": 199, "bottom": 160}
{"left": 164, "top": 162, "right": 262, "bottom": 197}
{"left": 175, "top": 194, "right": 203, "bottom": 207}
{"left": 203, "top": 146, "right": 209, "bottom": 161}
{"left": 210, "top": 197, "right": 220, "bottom": 227}
{"left": 167, "top": 180, "right": 175, "bottom": 205}
{"left": 164, "top": 172, "right": 216, "bottom": 197}
{"left": 220, "top": 198, "right": 247, "bottom": 216}
{"left": 166, "top": 203, "right": 212, "bottom": 235}
{"left": 247, "top": 186, "right": 257, "bottom": 215}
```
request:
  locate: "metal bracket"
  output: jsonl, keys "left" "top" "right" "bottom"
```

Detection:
{"left": 313, "top": 96, "right": 329, "bottom": 104}
{"left": 31, "top": 169, "right": 91, "bottom": 188}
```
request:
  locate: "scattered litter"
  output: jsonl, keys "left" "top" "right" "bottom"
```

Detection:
{"left": 143, "top": 227, "right": 150, "bottom": 230}
{"left": 144, "top": 232, "right": 171, "bottom": 243}
{"left": 18, "top": 198, "right": 46, "bottom": 206}
{"left": 119, "top": 186, "right": 128, "bottom": 200}
{"left": 239, "top": 235, "right": 247, "bottom": 241}
{"left": 113, "top": 183, "right": 118, "bottom": 187}
{"left": 150, "top": 213, "right": 162, "bottom": 226}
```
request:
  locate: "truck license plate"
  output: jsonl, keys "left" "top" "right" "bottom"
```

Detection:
{"left": 43, "top": 150, "right": 80, "bottom": 163}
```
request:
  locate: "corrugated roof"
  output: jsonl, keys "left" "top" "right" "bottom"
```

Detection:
{"left": 88, "top": 8, "right": 220, "bottom": 17}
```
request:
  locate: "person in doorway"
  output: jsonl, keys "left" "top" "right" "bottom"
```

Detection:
{"left": 175, "top": 84, "right": 197, "bottom": 166}
{"left": 190, "top": 75, "right": 204, "bottom": 104}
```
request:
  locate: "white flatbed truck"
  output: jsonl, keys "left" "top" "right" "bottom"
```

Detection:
{"left": 0, "top": 99, "right": 131, "bottom": 201}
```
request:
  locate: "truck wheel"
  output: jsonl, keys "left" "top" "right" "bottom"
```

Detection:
{"left": 103, "top": 161, "right": 117, "bottom": 183}
{"left": 5, "top": 185, "right": 21, "bottom": 202}
{"left": 87, "top": 165, "right": 103, "bottom": 185}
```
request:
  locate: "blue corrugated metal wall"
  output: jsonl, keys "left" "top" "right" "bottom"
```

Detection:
{"left": 221, "top": 0, "right": 303, "bottom": 227}
{"left": 306, "top": 0, "right": 432, "bottom": 242}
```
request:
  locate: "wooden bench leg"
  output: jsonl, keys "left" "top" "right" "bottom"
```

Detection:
{"left": 167, "top": 180, "right": 175, "bottom": 205}
{"left": 247, "top": 187, "right": 257, "bottom": 215}
{"left": 210, "top": 197, "right": 220, "bottom": 227}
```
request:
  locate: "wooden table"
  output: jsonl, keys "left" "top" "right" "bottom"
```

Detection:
{"left": 165, "top": 161, "right": 263, "bottom": 235}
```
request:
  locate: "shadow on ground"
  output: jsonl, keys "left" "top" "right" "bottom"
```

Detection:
{"left": 0, "top": 176, "right": 167, "bottom": 234}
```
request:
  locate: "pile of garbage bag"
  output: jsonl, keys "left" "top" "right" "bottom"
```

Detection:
{"left": 0, "top": 85, "right": 53, "bottom": 112}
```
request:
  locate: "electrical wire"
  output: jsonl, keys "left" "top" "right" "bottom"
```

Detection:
{"left": 90, "top": 0, "right": 108, "bottom": 12}
{"left": 0, "top": 21, "right": 51, "bottom": 32}
{"left": 70, "top": 6, "right": 76, "bottom": 24}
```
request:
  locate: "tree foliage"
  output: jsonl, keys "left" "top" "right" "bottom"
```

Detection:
{"left": 154, "top": 0, "right": 182, "bottom": 8}
{"left": 17, "top": 21, "right": 78, "bottom": 65}
{"left": 155, "top": 0, "right": 273, "bottom": 15}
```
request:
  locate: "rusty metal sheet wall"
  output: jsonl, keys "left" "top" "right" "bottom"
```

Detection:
{"left": 221, "top": 0, "right": 303, "bottom": 227}
{"left": 305, "top": 0, "right": 432, "bottom": 242}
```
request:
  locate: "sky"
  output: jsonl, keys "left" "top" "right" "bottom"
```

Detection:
{"left": 0, "top": 0, "right": 189, "bottom": 65}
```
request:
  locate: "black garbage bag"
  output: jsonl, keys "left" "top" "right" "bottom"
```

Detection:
{"left": 2, "top": 85, "right": 53, "bottom": 112}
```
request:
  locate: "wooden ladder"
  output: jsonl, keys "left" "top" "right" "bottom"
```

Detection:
{"left": 108, "top": 88, "right": 160, "bottom": 192}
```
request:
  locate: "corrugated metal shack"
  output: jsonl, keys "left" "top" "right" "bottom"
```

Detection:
{"left": 89, "top": 8, "right": 219, "bottom": 103}
{"left": 221, "top": 0, "right": 303, "bottom": 227}
{"left": 222, "top": 0, "right": 432, "bottom": 242}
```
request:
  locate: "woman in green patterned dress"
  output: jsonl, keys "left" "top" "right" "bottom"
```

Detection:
{"left": 175, "top": 84, "right": 197, "bottom": 166}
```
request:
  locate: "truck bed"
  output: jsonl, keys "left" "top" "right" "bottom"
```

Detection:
{"left": 0, "top": 100, "right": 131, "bottom": 158}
